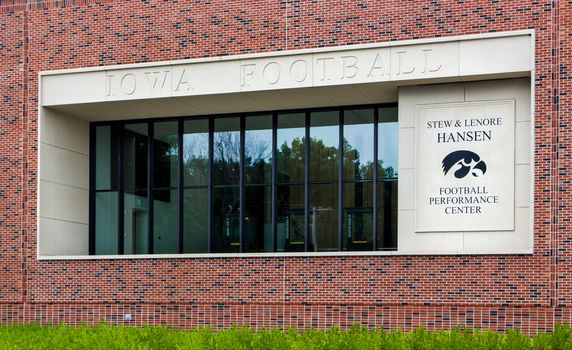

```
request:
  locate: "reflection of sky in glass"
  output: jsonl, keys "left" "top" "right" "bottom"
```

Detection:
{"left": 245, "top": 129, "right": 272, "bottom": 164}
{"left": 180, "top": 114, "right": 398, "bottom": 182}
{"left": 302, "top": 122, "right": 397, "bottom": 174}
{"left": 311, "top": 125, "right": 338, "bottom": 148}
{"left": 183, "top": 133, "right": 208, "bottom": 163}
{"left": 277, "top": 127, "right": 304, "bottom": 147}
{"left": 379, "top": 122, "right": 398, "bottom": 172}
{"left": 344, "top": 124, "right": 373, "bottom": 166}
{"left": 214, "top": 131, "right": 240, "bottom": 162}
{"left": 183, "top": 119, "right": 208, "bottom": 163}
{"left": 183, "top": 119, "right": 209, "bottom": 186}
{"left": 245, "top": 127, "right": 272, "bottom": 184}
{"left": 213, "top": 118, "right": 240, "bottom": 163}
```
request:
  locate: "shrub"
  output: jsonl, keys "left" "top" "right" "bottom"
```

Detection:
{"left": 0, "top": 323, "right": 570, "bottom": 349}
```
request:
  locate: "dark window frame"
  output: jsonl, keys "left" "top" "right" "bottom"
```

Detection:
{"left": 89, "top": 103, "right": 398, "bottom": 255}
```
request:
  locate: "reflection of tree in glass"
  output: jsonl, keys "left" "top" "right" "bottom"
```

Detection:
{"left": 344, "top": 139, "right": 397, "bottom": 180}
{"left": 383, "top": 166, "right": 396, "bottom": 179}
{"left": 245, "top": 131, "right": 272, "bottom": 183}
{"left": 277, "top": 137, "right": 305, "bottom": 183}
{"left": 276, "top": 137, "right": 397, "bottom": 181}
{"left": 183, "top": 134, "right": 209, "bottom": 185}
{"left": 183, "top": 132, "right": 396, "bottom": 185}
{"left": 213, "top": 132, "right": 240, "bottom": 184}
{"left": 310, "top": 138, "right": 339, "bottom": 180}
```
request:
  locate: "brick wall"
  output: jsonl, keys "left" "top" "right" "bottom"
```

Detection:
{"left": 0, "top": 0, "right": 569, "bottom": 333}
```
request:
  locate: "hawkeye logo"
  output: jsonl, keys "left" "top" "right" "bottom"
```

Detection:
{"left": 442, "top": 150, "right": 487, "bottom": 179}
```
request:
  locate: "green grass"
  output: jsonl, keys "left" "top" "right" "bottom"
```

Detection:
{"left": 0, "top": 323, "right": 571, "bottom": 349}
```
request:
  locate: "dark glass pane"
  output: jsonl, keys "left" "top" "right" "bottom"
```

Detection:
{"left": 377, "top": 180, "right": 398, "bottom": 250}
{"left": 153, "top": 189, "right": 179, "bottom": 254}
{"left": 245, "top": 115, "right": 272, "bottom": 184}
{"left": 153, "top": 121, "right": 178, "bottom": 190}
{"left": 343, "top": 182, "right": 373, "bottom": 251}
{"left": 183, "top": 119, "right": 209, "bottom": 187}
{"left": 277, "top": 113, "right": 305, "bottom": 184}
{"left": 183, "top": 188, "right": 209, "bottom": 253}
{"left": 212, "top": 186, "right": 240, "bottom": 252}
{"left": 123, "top": 123, "right": 148, "bottom": 192}
{"left": 124, "top": 189, "right": 148, "bottom": 254}
{"left": 309, "top": 183, "right": 338, "bottom": 251}
{"left": 378, "top": 107, "right": 398, "bottom": 180}
{"left": 213, "top": 118, "right": 240, "bottom": 185}
{"left": 277, "top": 184, "right": 305, "bottom": 252}
{"left": 244, "top": 186, "right": 272, "bottom": 252}
{"left": 94, "top": 191, "right": 118, "bottom": 254}
{"left": 95, "top": 125, "right": 119, "bottom": 191}
{"left": 344, "top": 109, "right": 374, "bottom": 181}
{"left": 310, "top": 111, "right": 339, "bottom": 182}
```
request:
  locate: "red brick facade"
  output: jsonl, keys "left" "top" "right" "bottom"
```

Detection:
{"left": 0, "top": 0, "right": 570, "bottom": 333}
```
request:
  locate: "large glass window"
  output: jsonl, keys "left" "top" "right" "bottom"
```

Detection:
{"left": 152, "top": 121, "right": 179, "bottom": 254}
{"left": 244, "top": 115, "right": 273, "bottom": 252}
{"left": 378, "top": 107, "right": 398, "bottom": 250}
{"left": 343, "top": 109, "right": 375, "bottom": 251}
{"left": 183, "top": 119, "right": 209, "bottom": 253}
{"left": 90, "top": 105, "right": 398, "bottom": 255}
{"left": 212, "top": 117, "right": 241, "bottom": 253}
{"left": 123, "top": 123, "right": 149, "bottom": 255}
{"left": 276, "top": 113, "right": 306, "bottom": 251}
{"left": 309, "top": 111, "right": 339, "bottom": 251}
{"left": 93, "top": 125, "right": 120, "bottom": 255}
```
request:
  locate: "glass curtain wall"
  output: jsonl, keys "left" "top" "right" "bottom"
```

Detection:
{"left": 93, "top": 125, "right": 120, "bottom": 254}
{"left": 122, "top": 123, "right": 149, "bottom": 254}
{"left": 244, "top": 115, "right": 273, "bottom": 252}
{"left": 343, "top": 109, "right": 375, "bottom": 251}
{"left": 276, "top": 113, "right": 306, "bottom": 252}
{"left": 212, "top": 117, "right": 241, "bottom": 253}
{"left": 309, "top": 111, "right": 339, "bottom": 252}
{"left": 183, "top": 119, "right": 209, "bottom": 253}
{"left": 90, "top": 105, "right": 398, "bottom": 255}
{"left": 378, "top": 107, "right": 398, "bottom": 250}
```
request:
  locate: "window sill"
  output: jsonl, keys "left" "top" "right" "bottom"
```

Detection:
{"left": 37, "top": 248, "right": 534, "bottom": 260}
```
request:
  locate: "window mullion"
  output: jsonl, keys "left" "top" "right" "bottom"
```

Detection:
{"left": 271, "top": 113, "right": 277, "bottom": 253}
{"left": 89, "top": 124, "right": 96, "bottom": 255}
{"left": 147, "top": 122, "right": 154, "bottom": 254}
{"left": 208, "top": 117, "right": 214, "bottom": 253}
{"left": 178, "top": 119, "right": 184, "bottom": 254}
{"left": 239, "top": 116, "right": 245, "bottom": 253}
{"left": 304, "top": 111, "right": 310, "bottom": 252}
{"left": 338, "top": 109, "right": 344, "bottom": 252}
{"left": 373, "top": 108, "right": 379, "bottom": 251}
{"left": 118, "top": 124, "right": 125, "bottom": 255}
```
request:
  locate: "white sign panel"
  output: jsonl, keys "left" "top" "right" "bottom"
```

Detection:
{"left": 416, "top": 100, "right": 515, "bottom": 232}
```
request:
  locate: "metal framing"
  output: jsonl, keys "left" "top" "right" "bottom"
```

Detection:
{"left": 117, "top": 125, "right": 125, "bottom": 255}
{"left": 304, "top": 111, "right": 311, "bottom": 252}
{"left": 373, "top": 108, "right": 379, "bottom": 251}
{"left": 177, "top": 119, "right": 184, "bottom": 254}
{"left": 239, "top": 116, "right": 246, "bottom": 253}
{"left": 338, "top": 109, "right": 344, "bottom": 251}
{"left": 271, "top": 113, "right": 278, "bottom": 253}
{"left": 88, "top": 125, "right": 96, "bottom": 255}
{"left": 147, "top": 122, "right": 154, "bottom": 254}
{"left": 89, "top": 103, "right": 398, "bottom": 255}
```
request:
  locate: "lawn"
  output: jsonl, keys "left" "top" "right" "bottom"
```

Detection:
{"left": 0, "top": 324, "right": 571, "bottom": 349}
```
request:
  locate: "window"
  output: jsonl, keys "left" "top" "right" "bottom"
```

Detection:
{"left": 89, "top": 105, "right": 398, "bottom": 255}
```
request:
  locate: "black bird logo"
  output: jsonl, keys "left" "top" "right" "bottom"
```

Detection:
{"left": 441, "top": 150, "right": 487, "bottom": 179}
